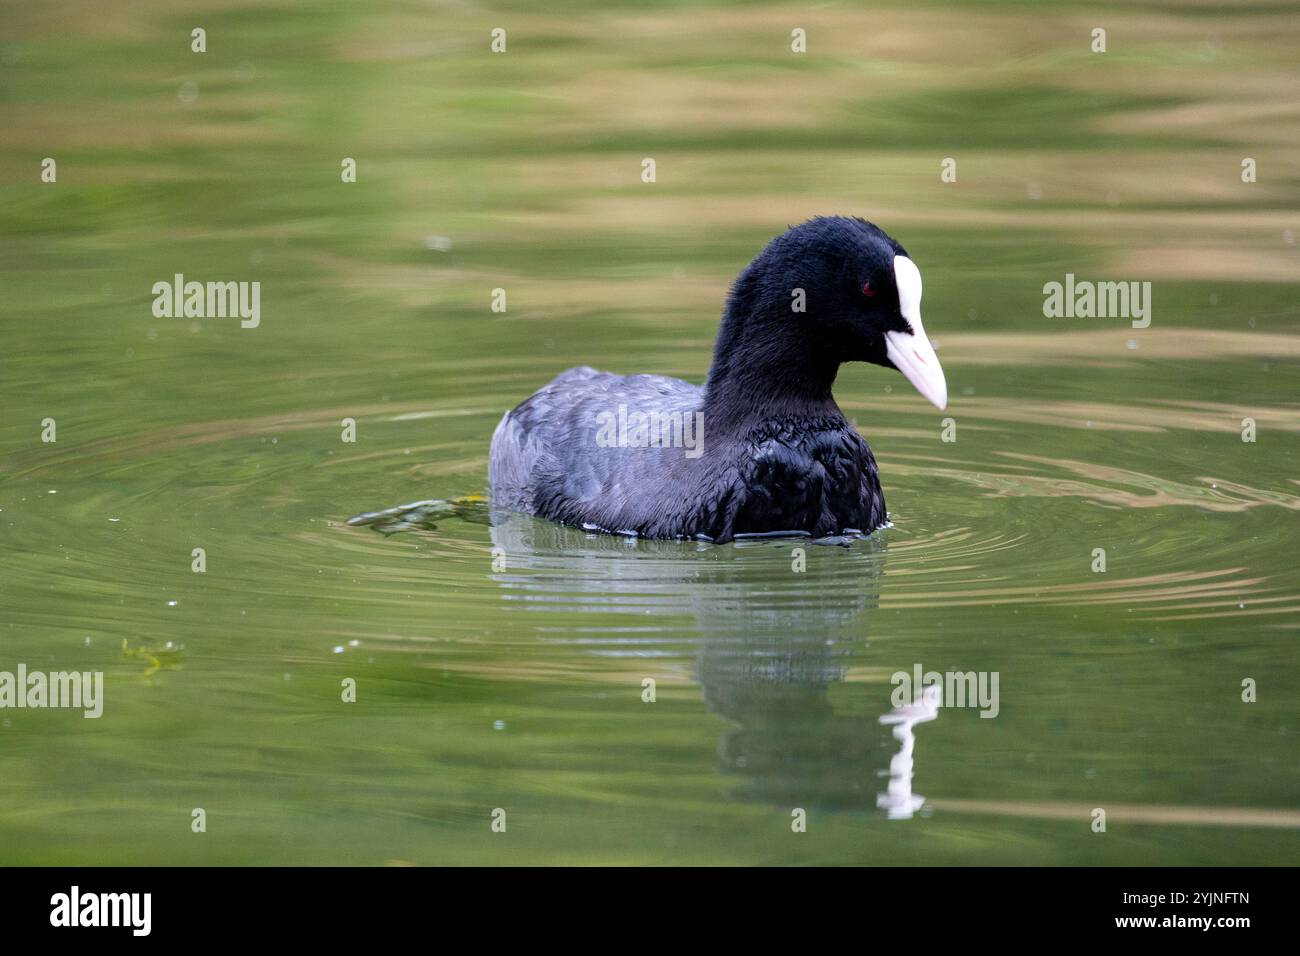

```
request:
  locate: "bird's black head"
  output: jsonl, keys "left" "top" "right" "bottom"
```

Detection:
{"left": 706, "top": 216, "right": 947, "bottom": 414}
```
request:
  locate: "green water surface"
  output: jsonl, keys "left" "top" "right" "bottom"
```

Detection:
{"left": 1, "top": 1, "right": 1297, "bottom": 865}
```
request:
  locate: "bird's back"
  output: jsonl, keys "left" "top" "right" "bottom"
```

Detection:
{"left": 489, "top": 366, "right": 707, "bottom": 534}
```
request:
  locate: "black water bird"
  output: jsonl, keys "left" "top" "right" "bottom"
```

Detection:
{"left": 488, "top": 217, "right": 947, "bottom": 543}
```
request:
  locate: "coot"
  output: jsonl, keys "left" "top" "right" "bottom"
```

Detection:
{"left": 489, "top": 216, "right": 947, "bottom": 543}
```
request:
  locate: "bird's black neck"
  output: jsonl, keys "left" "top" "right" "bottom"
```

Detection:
{"left": 703, "top": 273, "right": 843, "bottom": 426}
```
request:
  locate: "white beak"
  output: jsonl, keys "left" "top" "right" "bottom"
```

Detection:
{"left": 884, "top": 256, "right": 948, "bottom": 411}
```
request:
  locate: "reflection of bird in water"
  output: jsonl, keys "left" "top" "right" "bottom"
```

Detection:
{"left": 349, "top": 504, "right": 903, "bottom": 814}
{"left": 688, "top": 546, "right": 886, "bottom": 810}
{"left": 877, "top": 683, "right": 941, "bottom": 820}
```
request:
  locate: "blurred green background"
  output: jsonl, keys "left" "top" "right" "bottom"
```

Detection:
{"left": 0, "top": 1, "right": 1297, "bottom": 865}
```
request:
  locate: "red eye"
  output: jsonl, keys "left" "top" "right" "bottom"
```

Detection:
{"left": 862, "top": 281, "right": 876, "bottom": 297}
